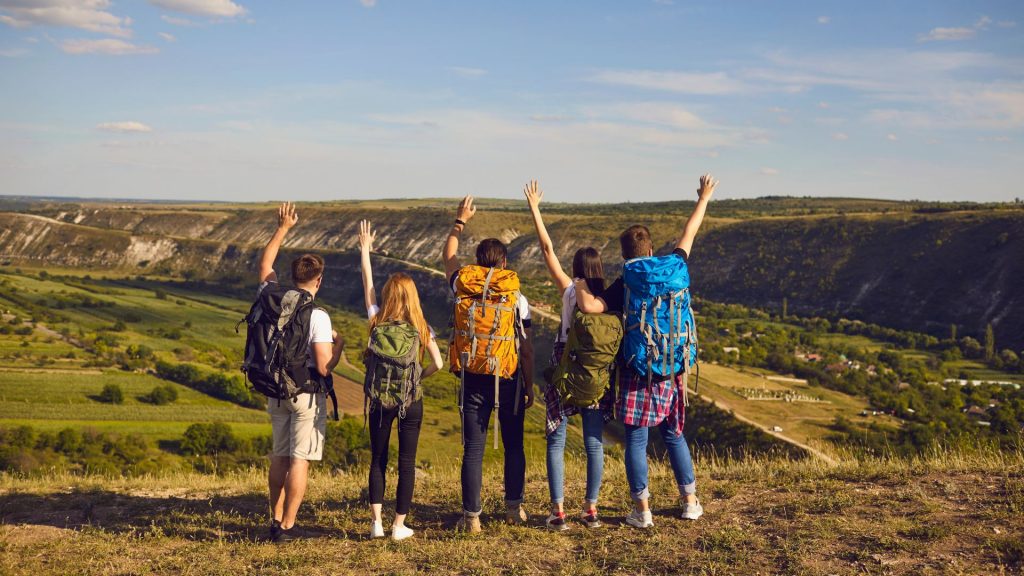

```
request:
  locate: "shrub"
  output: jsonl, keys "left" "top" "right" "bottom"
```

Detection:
{"left": 142, "top": 384, "right": 178, "bottom": 405}
{"left": 97, "top": 383, "right": 124, "bottom": 404}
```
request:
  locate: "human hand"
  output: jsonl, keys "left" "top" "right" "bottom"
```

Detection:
{"left": 456, "top": 195, "right": 477, "bottom": 223}
{"left": 697, "top": 173, "right": 718, "bottom": 201}
{"left": 278, "top": 202, "right": 298, "bottom": 230}
{"left": 523, "top": 180, "right": 543, "bottom": 211}
{"left": 524, "top": 383, "right": 535, "bottom": 409}
{"left": 358, "top": 219, "right": 376, "bottom": 253}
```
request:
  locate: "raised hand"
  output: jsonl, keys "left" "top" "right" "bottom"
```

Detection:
{"left": 278, "top": 202, "right": 298, "bottom": 230}
{"left": 358, "top": 219, "right": 376, "bottom": 253}
{"left": 697, "top": 173, "right": 718, "bottom": 201}
{"left": 523, "top": 180, "right": 543, "bottom": 211}
{"left": 456, "top": 195, "right": 477, "bottom": 223}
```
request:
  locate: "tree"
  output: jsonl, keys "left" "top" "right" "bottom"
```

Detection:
{"left": 984, "top": 323, "right": 995, "bottom": 362}
{"left": 782, "top": 297, "right": 788, "bottom": 320}
{"left": 950, "top": 324, "right": 957, "bottom": 341}
{"left": 97, "top": 383, "right": 124, "bottom": 404}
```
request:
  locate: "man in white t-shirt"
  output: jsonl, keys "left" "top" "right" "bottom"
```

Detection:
{"left": 258, "top": 202, "right": 344, "bottom": 543}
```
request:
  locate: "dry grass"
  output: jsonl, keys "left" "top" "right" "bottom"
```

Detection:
{"left": 1, "top": 448, "right": 1022, "bottom": 575}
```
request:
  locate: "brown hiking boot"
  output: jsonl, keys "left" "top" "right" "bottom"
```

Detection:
{"left": 505, "top": 504, "right": 528, "bottom": 525}
{"left": 456, "top": 513, "right": 482, "bottom": 534}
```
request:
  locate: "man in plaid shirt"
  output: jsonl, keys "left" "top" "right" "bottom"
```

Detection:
{"left": 576, "top": 173, "right": 718, "bottom": 528}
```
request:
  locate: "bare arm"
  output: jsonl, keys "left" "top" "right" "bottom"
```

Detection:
{"left": 520, "top": 327, "right": 535, "bottom": 408}
{"left": 443, "top": 195, "right": 477, "bottom": 279}
{"left": 313, "top": 330, "right": 345, "bottom": 378}
{"left": 524, "top": 180, "right": 572, "bottom": 292}
{"left": 676, "top": 173, "right": 718, "bottom": 257}
{"left": 421, "top": 337, "right": 443, "bottom": 378}
{"left": 258, "top": 202, "right": 298, "bottom": 284}
{"left": 358, "top": 219, "right": 377, "bottom": 313}
{"left": 574, "top": 278, "right": 608, "bottom": 313}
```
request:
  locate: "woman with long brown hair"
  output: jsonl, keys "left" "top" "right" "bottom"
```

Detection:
{"left": 359, "top": 220, "right": 443, "bottom": 541}
{"left": 524, "top": 181, "right": 615, "bottom": 531}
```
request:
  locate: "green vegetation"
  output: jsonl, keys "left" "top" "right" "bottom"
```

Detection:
{"left": 96, "top": 383, "right": 123, "bottom": 404}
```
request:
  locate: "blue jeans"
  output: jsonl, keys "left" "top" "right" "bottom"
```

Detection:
{"left": 623, "top": 421, "right": 696, "bottom": 502}
{"left": 546, "top": 408, "right": 604, "bottom": 505}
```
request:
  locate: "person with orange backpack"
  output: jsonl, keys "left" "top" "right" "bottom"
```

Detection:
{"left": 443, "top": 195, "right": 536, "bottom": 533}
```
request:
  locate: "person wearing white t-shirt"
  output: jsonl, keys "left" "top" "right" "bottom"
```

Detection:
{"left": 258, "top": 202, "right": 344, "bottom": 543}
{"left": 524, "top": 180, "right": 613, "bottom": 531}
{"left": 358, "top": 220, "right": 443, "bottom": 542}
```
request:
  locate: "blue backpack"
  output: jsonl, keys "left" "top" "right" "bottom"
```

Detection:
{"left": 621, "top": 253, "right": 698, "bottom": 404}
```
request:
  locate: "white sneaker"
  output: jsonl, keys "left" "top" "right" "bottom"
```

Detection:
{"left": 625, "top": 508, "right": 654, "bottom": 529}
{"left": 545, "top": 512, "right": 570, "bottom": 531}
{"left": 391, "top": 524, "right": 414, "bottom": 541}
{"left": 682, "top": 498, "right": 703, "bottom": 520}
{"left": 370, "top": 521, "right": 385, "bottom": 539}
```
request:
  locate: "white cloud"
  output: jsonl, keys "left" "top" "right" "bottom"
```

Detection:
{"left": 529, "top": 114, "right": 569, "bottom": 123}
{"left": 360, "top": 0, "right": 377, "bottom": 6}
{"left": 919, "top": 15, "right": 993, "bottom": 42}
{"left": 589, "top": 69, "right": 748, "bottom": 95}
{"left": 832, "top": 132, "right": 849, "bottom": 141}
{"left": 149, "top": 0, "right": 245, "bottom": 17}
{"left": 450, "top": 66, "right": 487, "bottom": 77}
{"left": 158, "top": 31, "right": 175, "bottom": 42}
{"left": 817, "top": 16, "right": 830, "bottom": 24}
{"left": 161, "top": 14, "right": 200, "bottom": 26}
{"left": 886, "top": 133, "right": 898, "bottom": 141}
{"left": 0, "top": 46, "right": 27, "bottom": 57}
{"left": 62, "top": 38, "right": 158, "bottom": 55}
{"left": 0, "top": 0, "right": 133, "bottom": 38}
{"left": 817, "top": 101, "right": 830, "bottom": 109}
{"left": 96, "top": 121, "right": 153, "bottom": 133}
{"left": 997, "top": 20, "right": 1017, "bottom": 28}
{"left": 760, "top": 167, "right": 779, "bottom": 176}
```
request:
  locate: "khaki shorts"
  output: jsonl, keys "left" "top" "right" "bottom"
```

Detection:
{"left": 268, "top": 392, "right": 327, "bottom": 460}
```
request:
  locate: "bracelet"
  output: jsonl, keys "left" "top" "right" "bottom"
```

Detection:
{"left": 454, "top": 219, "right": 466, "bottom": 227}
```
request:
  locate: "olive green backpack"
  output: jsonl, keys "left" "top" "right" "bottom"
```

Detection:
{"left": 550, "top": 309, "right": 623, "bottom": 408}
{"left": 363, "top": 321, "right": 423, "bottom": 418}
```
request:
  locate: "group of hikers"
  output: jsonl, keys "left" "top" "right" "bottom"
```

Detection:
{"left": 242, "top": 174, "right": 719, "bottom": 542}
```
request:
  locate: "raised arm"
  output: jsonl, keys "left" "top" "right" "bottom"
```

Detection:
{"left": 258, "top": 202, "right": 298, "bottom": 284}
{"left": 676, "top": 173, "right": 718, "bottom": 257}
{"left": 358, "top": 219, "right": 378, "bottom": 313}
{"left": 442, "top": 195, "right": 476, "bottom": 279}
{"left": 573, "top": 278, "right": 608, "bottom": 313}
{"left": 524, "top": 180, "right": 572, "bottom": 292}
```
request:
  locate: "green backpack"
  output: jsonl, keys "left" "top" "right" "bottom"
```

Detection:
{"left": 550, "top": 309, "right": 623, "bottom": 408}
{"left": 363, "top": 321, "right": 423, "bottom": 416}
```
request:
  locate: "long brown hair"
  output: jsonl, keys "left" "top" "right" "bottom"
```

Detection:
{"left": 370, "top": 272, "right": 431, "bottom": 356}
{"left": 572, "top": 247, "right": 606, "bottom": 294}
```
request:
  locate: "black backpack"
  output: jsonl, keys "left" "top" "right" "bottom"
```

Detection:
{"left": 239, "top": 283, "right": 339, "bottom": 418}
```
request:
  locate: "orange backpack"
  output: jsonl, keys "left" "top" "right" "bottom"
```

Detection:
{"left": 449, "top": 265, "right": 522, "bottom": 379}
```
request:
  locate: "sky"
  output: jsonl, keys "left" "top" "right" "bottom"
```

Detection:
{"left": 1, "top": 1, "right": 1022, "bottom": 203}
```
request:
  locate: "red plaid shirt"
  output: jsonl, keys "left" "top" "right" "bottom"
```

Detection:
{"left": 615, "top": 368, "right": 686, "bottom": 436}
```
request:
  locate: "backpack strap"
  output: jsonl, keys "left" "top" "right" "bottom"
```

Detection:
{"left": 459, "top": 351, "right": 468, "bottom": 446}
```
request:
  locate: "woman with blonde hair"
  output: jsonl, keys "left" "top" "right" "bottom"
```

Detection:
{"left": 359, "top": 220, "right": 443, "bottom": 541}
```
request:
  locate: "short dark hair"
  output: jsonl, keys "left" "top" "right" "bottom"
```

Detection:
{"left": 292, "top": 254, "right": 324, "bottom": 284}
{"left": 572, "top": 247, "right": 606, "bottom": 293}
{"left": 476, "top": 238, "right": 508, "bottom": 268}
{"left": 620, "top": 225, "right": 653, "bottom": 260}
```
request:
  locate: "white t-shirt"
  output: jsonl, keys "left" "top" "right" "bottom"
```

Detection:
{"left": 258, "top": 281, "right": 333, "bottom": 368}
{"left": 557, "top": 282, "right": 578, "bottom": 344}
{"left": 366, "top": 304, "right": 436, "bottom": 340}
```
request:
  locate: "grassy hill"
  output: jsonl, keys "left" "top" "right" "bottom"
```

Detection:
{"left": 1, "top": 449, "right": 1021, "bottom": 575}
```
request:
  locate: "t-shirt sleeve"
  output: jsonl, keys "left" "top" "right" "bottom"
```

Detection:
{"left": 367, "top": 303, "right": 380, "bottom": 321}
{"left": 308, "top": 309, "right": 333, "bottom": 344}
{"left": 257, "top": 279, "right": 275, "bottom": 297}
{"left": 449, "top": 270, "right": 459, "bottom": 295}
{"left": 601, "top": 276, "right": 625, "bottom": 314}
{"left": 518, "top": 294, "right": 532, "bottom": 329}
{"left": 672, "top": 247, "right": 689, "bottom": 262}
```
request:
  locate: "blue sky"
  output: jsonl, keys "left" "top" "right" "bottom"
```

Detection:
{"left": 1, "top": 1, "right": 1022, "bottom": 202}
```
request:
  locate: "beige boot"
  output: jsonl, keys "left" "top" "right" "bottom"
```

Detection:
{"left": 505, "top": 503, "right": 528, "bottom": 525}
{"left": 456, "top": 512, "right": 482, "bottom": 534}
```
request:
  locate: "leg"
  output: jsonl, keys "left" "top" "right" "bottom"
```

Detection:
{"left": 659, "top": 421, "right": 697, "bottom": 503}
{"left": 281, "top": 393, "right": 327, "bottom": 530}
{"left": 394, "top": 399, "right": 424, "bottom": 526}
{"left": 269, "top": 455, "right": 290, "bottom": 522}
{"left": 368, "top": 404, "right": 397, "bottom": 524}
{"left": 545, "top": 416, "right": 568, "bottom": 514}
{"left": 580, "top": 408, "right": 605, "bottom": 507}
{"left": 623, "top": 423, "right": 651, "bottom": 511}
{"left": 280, "top": 458, "right": 309, "bottom": 529}
{"left": 267, "top": 398, "right": 292, "bottom": 524}
{"left": 499, "top": 379, "right": 526, "bottom": 507}
{"left": 460, "top": 379, "right": 491, "bottom": 516}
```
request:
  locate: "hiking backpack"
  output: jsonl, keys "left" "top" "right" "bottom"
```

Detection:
{"left": 449, "top": 265, "right": 524, "bottom": 448}
{"left": 239, "top": 283, "right": 337, "bottom": 416}
{"left": 621, "top": 254, "right": 699, "bottom": 404}
{"left": 363, "top": 321, "right": 423, "bottom": 418}
{"left": 550, "top": 308, "right": 623, "bottom": 408}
